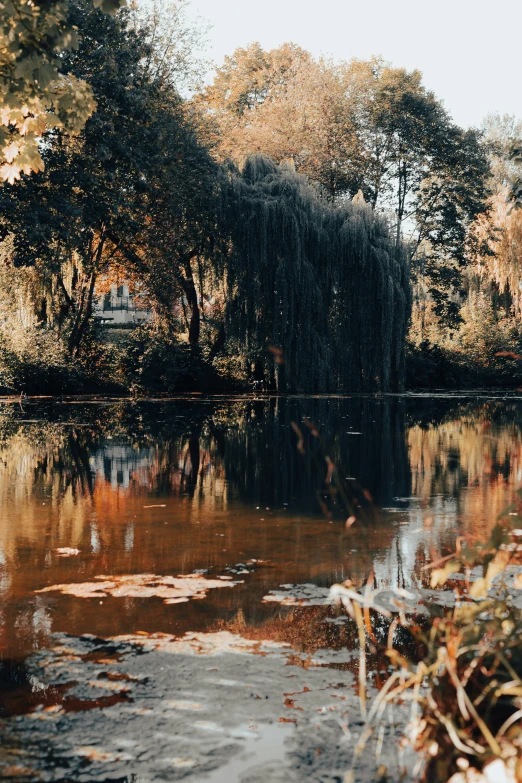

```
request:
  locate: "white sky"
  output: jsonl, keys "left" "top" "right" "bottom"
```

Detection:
{"left": 185, "top": 0, "right": 521, "bottom": 130}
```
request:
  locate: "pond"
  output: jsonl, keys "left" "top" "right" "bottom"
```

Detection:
{"left": 0, "top": 393, "right": 521, "bottom": 782}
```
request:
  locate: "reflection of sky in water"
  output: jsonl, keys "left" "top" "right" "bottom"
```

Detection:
{"left": 31, "top": 600, "right": 52, "bottom": 636}
{"left": 0, "top": 544, "right": 10, "bottom": 594}
{"left": 90, "top": 524, "right": 100, "bottom": 554}
{"left": 374, "top": 498, "right": 458, "bottom": 588}
{"left": 124, "top": 524, "right": 134, "bottom": 553}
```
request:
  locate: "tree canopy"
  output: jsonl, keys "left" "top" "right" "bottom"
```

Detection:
{"left": 198, "top": 46, "right": 491, "bottom": 324}
{"left": 222, "top": 155, "right": 410, "bottom": 392}
{"left": 0, "top": 0, "right": 219, "bottom": 357}
{"left": 0, "top": 6, "right": 507, "bottom": 395}
{"left": 0, "top": 0, "right": 127, "bottom": 184}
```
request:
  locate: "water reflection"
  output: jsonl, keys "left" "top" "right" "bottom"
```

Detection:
{"left": 0, "top": 395, "right": 521, "bottom": 662}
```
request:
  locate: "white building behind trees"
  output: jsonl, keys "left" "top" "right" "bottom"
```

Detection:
{"left": 93, "top": 284, "right": 151, "bottom": 326}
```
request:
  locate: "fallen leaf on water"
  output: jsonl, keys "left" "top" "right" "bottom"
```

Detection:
{"left": 86, "top": 679, "right": 130, "bottom": 693}
{"left": 284, "top": 697, "right": 303, "bottom": 710}
{"left": 263, "top": 583, "right": 331, "bottom": 607}
{"left": 166, "top": 758, "right": 197, "bottom": 769}
{"left": 26, "top": 710, "right": 63, "bottom": 721}
{"left": 164, "top": 597, "right": 190, "bottom": 604}
{"left": 37, "top": 581, "right": 115, "bottom": 599}
{"left": 0, "top": 767, "right": 35, "bottom": 777}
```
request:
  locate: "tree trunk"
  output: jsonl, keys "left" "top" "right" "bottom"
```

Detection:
{"left": 396, "top": 160, "right": 407, "bottom": 245}
{"left": 188, "top": 428, "right": 200, "bottom": 495}
{"left": 68, "top": 234, "right": 106, "bottom": 356}
{"left": 56, "top": 274, "right": 76, "bottom": 326}
{"left": 182, "top": 257, "right": 200, "bottom": 346}
{"left": 73, "top": 272, "right": 96, "bottom": 357}
{"left": 69, "top": 271, "right": 96, "bottom": 357}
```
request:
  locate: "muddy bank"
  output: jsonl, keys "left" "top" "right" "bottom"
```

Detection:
{"left": 0, "top": 632, "right": 412, "bottom": 783}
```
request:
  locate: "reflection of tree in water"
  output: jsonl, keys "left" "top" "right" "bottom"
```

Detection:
{"left": 371, "top": 399, "right": 522, "bottom": 591}
{"left": 6, "top": 396, "right": 522, "bottom": 516}
{"left": 215, "top": 396, "right": 410, "bottom": 513}
{"left": 0, "top": 424, "right": 100, "bottom": 567}
{"left": 2, "top": 397, "right": 522, "bottom": 563}
{"left": 0, "top": 423, "right": 97, "bottom": 504}
{"left": 407, "top": 399, "right": 522, "bottom": 539}
{"left": 95, "top": 396, "right": 411, "bottom": 516}
{"left": 1, "top": 397, "right": 410, "bottom": 513}
{"left": 2, "top": 397, "right": 522, "bottom": 660}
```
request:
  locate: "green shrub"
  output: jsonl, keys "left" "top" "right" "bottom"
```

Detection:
{"left": 113, "top": 323, "right": 245, "bottom": 393}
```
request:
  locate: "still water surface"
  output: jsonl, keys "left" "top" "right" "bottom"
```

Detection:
{"left": 0, "top": 393, "right": 521, "bottom": 779}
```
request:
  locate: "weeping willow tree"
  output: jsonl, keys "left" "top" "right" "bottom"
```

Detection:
{"left": 221, "top": 155, "right": 411, "bottom": 392}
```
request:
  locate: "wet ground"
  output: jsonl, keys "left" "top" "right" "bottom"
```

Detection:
{"left": 1, "top": 392, "right": 522, "bottom": 781}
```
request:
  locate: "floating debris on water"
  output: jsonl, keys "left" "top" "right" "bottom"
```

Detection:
{"left": 36, "top": 574, "right": 243, "bottom": 604}
{"left": 263, "top": 584, "right": 332, "bottom": 607}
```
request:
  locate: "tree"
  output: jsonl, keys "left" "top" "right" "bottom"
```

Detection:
{"left": 330, "top": 63, "right": 491, "bottom": 325}
{"left": 464, "top": 115, "right": 522, "bottom": 319}
{"left": 408, "top": 113, "right": 522, "bottom": 365}
{"left": 413, "top": 126, "right": 492, "bottom": 323}
{"left": 196, "top": 43, "right": 361, "bottom": 200}
{"left": 128, "top": 0, "right": 210, "bottom": 93}
{"left": 0, "top": 0, "right": 219, "bottom": 356}
{"left": 221, "top": 155, "right": 411, "bottom": 392}
{"left": 109, "top": 112, "right": 222, "bottom": 350}
{"left": 351, "top": 65, "right": 452, "bottom": 227}
{"left": 0, "top": 0, "right": 126, "bottom": 183}
{"left": 199, "top": 50, "right": 491, "bottom": 325}
{"left": 508, "top": 140, "right": 522, "bottom": 210}
{"left": 0, "top": 16, "right": 414, "bottom": 393}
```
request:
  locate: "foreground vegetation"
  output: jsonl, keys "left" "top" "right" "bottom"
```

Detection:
{"left": 332, "top": 505, "right": 522, "bottom": 783}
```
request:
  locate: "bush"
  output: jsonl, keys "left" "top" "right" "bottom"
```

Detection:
{"left": 406, "top": 341, "right": 465, "bottom": 389}
{"left": 113, "top": 323, "right": 245, "bottom": 393}
{"left": 406, "top": 339, "right": 522, "bottom": 390}
{"left": 0, "top": 327, "right": 84, "bottom": 394}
